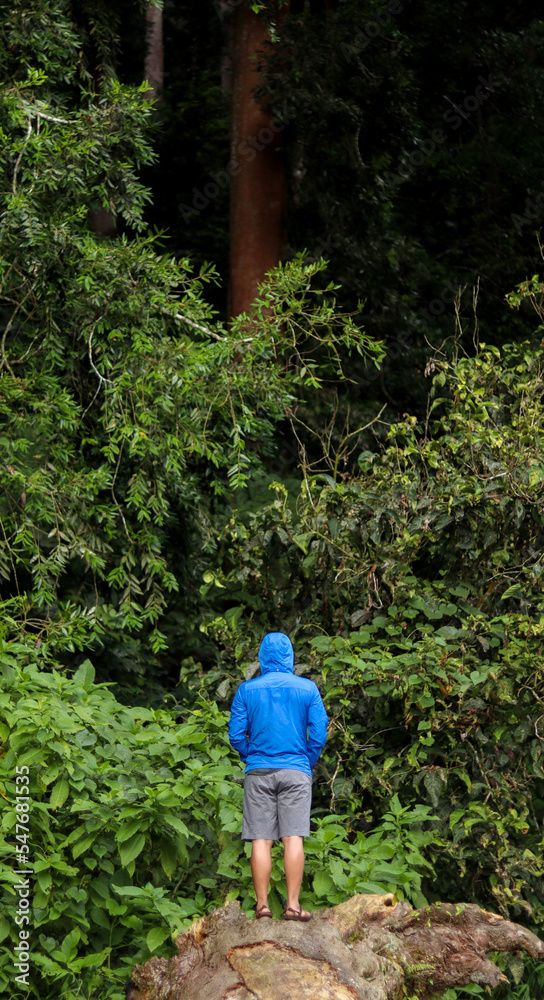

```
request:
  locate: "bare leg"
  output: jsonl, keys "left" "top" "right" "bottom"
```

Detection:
{"left": 282, "top": 835, "right": 309, "bottom": 916}
{"left": 251, "top": 838, "right": 273, "bottom": 911}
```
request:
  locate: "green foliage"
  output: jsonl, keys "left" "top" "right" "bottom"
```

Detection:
{"left": 443, "top": 956, "right": 544, "bottom": 1000}
{"left": 490, "top": 955, "right": 544, "bottom": 1000}
{"left": 210, "top": 335, "right": 544, "bottom": 940}
{"left": 219, "top": 337, "right": 544, "bottom": 632}
{"left": 300, "top": 798, "right": 437, "bottom": 911}
{"left": 310, "top": 605, "right": 544, "bottom": 923}
{"left": 0, "top": 1, "right": 383, "bottom": 681}
{"left": 442, "top": 988, "right": 488, "bottom": 1000}
{"left": 0, "top": 646, "right": 237, "bottom": 997}
{"left": 0, "top": 644, "right": 434, "bottom": 999}
{"left": 2, "top": 6, "right": 544, "bottom": 1000}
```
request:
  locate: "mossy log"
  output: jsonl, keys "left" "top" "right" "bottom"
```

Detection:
{"left": 125, "top": 893, "right": 544, "bottom": 1000}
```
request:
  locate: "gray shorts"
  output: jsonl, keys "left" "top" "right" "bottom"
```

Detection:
{"left": 242, "top": 768, "right": 312, "bottom": 841}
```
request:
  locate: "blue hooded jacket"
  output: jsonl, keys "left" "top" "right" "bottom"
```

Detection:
{"left": 228, "top": 632, "right": 328, "bottom": 775}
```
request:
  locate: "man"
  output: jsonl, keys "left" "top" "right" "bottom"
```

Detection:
{"left": 228, "top": 631, "right": 328, "bottom": 921}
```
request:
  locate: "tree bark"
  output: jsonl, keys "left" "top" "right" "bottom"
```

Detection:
{"left": 125, "top": 893, "right": 544, "bottom": 1000}
{"left": 228, "top": 3, "right": 287, "bottom": 319}
{"left": 144, "top": 3, "right": 164, "bottom": 104}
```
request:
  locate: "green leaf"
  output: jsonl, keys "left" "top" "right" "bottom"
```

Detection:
{"left": 36, "top": 869, "right": 52, "bottom": 893}
{"left": 449, "top": 809, "right": 466, "bottom": 830}
{"left": 313, "top": 870, "right": 334, "bottom": 897}
{"left": 119, "top": 833, "right": 147, "bottom": 867}
{"left": 50, "top": 777, "right": 70, "bottom": 810}
{"left": 160, "top": 841, "right": 178, "bottom": 878}
{"left": 146, "top": 926, "right": 170, "bottom": 952}
{"left": 60, "top": 927, "right": 81, "bottom": 961}
{"left": 72, "top": 835, "right": 98, "bottom": 860}
{"left": 0, "top": 664, "right": 15, "bottom": 686}
{"left": 71, "top": 947, "right": 111, "bottom": 971}
{"left": 41, "top": 765, "right": 60, "bottom": 786}
{"left": 72, "top": 659, "right": 96, "bottom": 689}
{"left": 111, "top": 885, "right": 151, "bottom": 898}
{"left": 117, "top": 820, "right": 146, "bottom": 844}
{"left": 292, "top": 532, "right": 313, "bottom": 554}
{"left": 423, "top": 769, "right": 445, "bottom": 807}
{"left": 163, "top": 813, "right": 190, "bottom": 838}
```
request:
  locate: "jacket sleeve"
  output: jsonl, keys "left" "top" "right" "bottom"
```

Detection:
{"left": 307, "top": 686, "right": 328, "bottom": 769}
{"left": 228, "top": 685, "right": 249, "bottom": 762}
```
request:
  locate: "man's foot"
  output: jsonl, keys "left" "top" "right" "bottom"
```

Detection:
{"left": 255, "top": 904, "right": 273, "bottom": 919}
{"left": 283, "top": 906, "right": 312, "bottom": 922}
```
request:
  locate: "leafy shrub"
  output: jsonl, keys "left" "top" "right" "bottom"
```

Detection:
{"left": 0, "top": 646, "right": 239, "bottom": 998}
{"left": 310, "top": 605, "right": 544, "bottom": 925}
{"left": 0, "top": 643, "right": 436, "bottom": 999}
{"left": 204, "top": 336, "right": 544, "bottom": 938}
{"left": 0, "top": 2, "right": 384, "bottom": 685}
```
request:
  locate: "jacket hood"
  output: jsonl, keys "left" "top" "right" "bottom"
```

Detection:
{"left": 258, "top": 632, "right": 294, "bottom": 674}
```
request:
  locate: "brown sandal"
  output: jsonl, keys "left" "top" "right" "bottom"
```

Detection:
{"left": 255, "top": 904, "right": 273, "bottom": 919}
{"left": 283, "top": 906, "right": 312, "bottom": 922}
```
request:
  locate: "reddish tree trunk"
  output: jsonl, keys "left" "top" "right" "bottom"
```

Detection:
{"left": 144, "top": 3, "right": 164, "bottom": 104}
{"left": 228, "top": 3, "right": 287, "bottom": 319}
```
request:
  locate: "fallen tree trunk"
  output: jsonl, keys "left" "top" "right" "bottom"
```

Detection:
{"left": 126, "top": 893, "right": 544, "bottom": 1000}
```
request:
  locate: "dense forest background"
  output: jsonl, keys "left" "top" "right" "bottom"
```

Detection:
{"left": 1, "top": 1, "right": 544, "bottom": 998}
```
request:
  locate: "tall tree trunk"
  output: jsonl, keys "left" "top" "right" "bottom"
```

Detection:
{"left": 125, "top": 893, "right": 544, "bottom": 1000}
{"left": 144, "top": 3, "right": 164, "bottom": 104}
{"left": 228, "top": 3, "right": 287, "bottom": 319}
